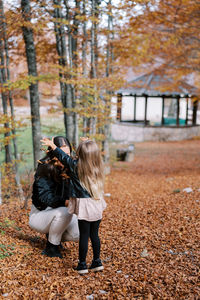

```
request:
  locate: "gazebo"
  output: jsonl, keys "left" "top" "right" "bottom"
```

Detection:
{"left": 117, "top": 71, "right": 199, "bottom": 126}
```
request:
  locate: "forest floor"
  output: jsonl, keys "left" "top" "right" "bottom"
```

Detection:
{"left": 0, "top": 139, "right": 199, "bottom": 299}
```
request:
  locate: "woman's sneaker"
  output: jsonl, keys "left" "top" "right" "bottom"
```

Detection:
{"left": 76, "top": 261, "right": 88, "bottom": 275}
{"left": 89, "top": 259, "right": 104, "bottom": 272}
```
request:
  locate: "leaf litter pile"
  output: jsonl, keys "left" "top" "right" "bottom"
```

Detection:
{"left": 0, "top": 140, "right": 199, "bottom": 299}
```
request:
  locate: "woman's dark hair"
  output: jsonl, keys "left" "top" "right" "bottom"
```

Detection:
{"left": 36, "top": 136, "right": 72, "bottom": 182}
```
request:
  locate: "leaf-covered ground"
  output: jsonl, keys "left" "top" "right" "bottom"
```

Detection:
{"left": 0, "top": 140, "right": 199, "bottom": 299}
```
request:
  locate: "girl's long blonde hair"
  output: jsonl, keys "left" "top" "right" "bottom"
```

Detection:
{"left": 76, "top": 140, "right": 104, "bottom": 200}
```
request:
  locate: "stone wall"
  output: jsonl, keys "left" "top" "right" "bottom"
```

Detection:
{"left": 111, "top": 122, "right": 200, "bottom": 142}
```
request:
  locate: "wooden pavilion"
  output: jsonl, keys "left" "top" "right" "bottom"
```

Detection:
{"left": 117, "top": 71, "right": 199, "bottom": 126}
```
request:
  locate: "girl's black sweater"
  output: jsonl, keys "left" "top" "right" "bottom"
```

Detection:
{"left": 52, "top": 147, "right": 91, "bottom": 199}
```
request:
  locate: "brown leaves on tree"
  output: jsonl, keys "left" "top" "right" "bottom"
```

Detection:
{"left": 0, "top": 140, "right": 199, "bottom": 299}
{"left": 115, "top": 0, "right": 200, "bottom": 92}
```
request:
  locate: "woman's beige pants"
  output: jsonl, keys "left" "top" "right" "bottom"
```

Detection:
{"left": 29, "top": 204, "right": 79, "bottom": 245}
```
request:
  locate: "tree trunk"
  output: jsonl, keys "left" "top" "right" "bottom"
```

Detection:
{"left": 102, "top": 0, "right": 114, "bottom": 173}
{"left": 0, "top": 0, "right": 25, "bottom": 201}
{"left": 82, "top": 0, "right": 87, "bottom": 78}
{"left": 21, "top": 0, "right": 41, "bottom": 169}
{"left": 71, "top": 0, "right": 80, "bottom": 148}
{"left": 63, "top": 0, "right": 80, "bottom": 147}
{"left": 90, "top": 0, "right": 99, "bottom": 135}
{"left": 0, "top": 171, "right": 2, "bottom": 205}
{"left": 82, "top": 0, "right": 88, "bottom": 136}
{"left": 54, "top": 0, "right": 74, "bottom": 142}
{"left": 91, "top": 0, "right": 98, "bottom": 79}
{"left": 0, "top": 37, "right": 12, "bottom": 164}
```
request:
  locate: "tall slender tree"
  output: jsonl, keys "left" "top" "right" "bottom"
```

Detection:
{"left": 102, "top": 0, "right": 113, "bottom": 169}
{"left": 90, "top": 0, "right": 100, "bottom": 135}
{"left": 71, "top": 0, "right": 80, "bottom": 147}
{"left": 81, "top": 0, "right": 88, "bottom": 135}
{"left": 21, "top": 0, "right": 41, "bottom": 168}
{"left": 0, "top": 170, "right": 2, "bottom": 205}
{"left": 63, "top": 0, "right": 80, "bottom": 147}
{"left": 53, "top": 0, "right": 74, "bottom": 143}
{"left": 0, "top": 0, "right": 12, "bottom": 164}
{"left": 0, "top": 0, "right": 24, "bottom": 200}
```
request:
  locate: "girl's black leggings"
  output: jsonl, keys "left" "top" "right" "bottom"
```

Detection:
{"left": 78, "top": 219, "right": 101, "bottom": 263}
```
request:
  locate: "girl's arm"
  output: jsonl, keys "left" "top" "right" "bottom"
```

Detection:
{"left": 41, "top": 138, "right": 57, "bottom": 150}
{"left": 40, "top": 138, "right": 76, "bottom": 172}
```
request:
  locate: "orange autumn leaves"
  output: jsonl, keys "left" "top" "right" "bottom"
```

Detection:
{"left": 0, "top": 139, "right": 199, "bottom": 299}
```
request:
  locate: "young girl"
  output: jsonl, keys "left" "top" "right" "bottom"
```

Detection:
{"left": 41, "top": 137, "right": 106, "bottom": 274}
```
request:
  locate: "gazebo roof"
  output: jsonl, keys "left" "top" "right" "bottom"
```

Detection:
{"left": 118, "top": 71, "right": 197, "bottom": 97}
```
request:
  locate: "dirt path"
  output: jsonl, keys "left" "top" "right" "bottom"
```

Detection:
{"left": 0, "top": 140, "right": 199, "bottom": 299}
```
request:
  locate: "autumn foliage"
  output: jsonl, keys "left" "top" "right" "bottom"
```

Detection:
{"left": 115, "top": 0, "right": 200, "bottom": 93}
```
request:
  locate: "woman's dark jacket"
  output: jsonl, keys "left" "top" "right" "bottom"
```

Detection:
{"left": 52, "top": 147, "right": 91, "bottom": 198}
{"left": 32, "top": 163, "right": 70, "bottom": 211}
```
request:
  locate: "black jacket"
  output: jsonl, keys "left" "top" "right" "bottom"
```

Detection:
{"left": 32, "top": 164, "right": 70, "bottom": 211}
{"left": 52, "top": 147, "right": 91, "bottom": 198}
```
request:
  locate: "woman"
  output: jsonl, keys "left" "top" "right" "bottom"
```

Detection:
{"left": 29, "top": 136, "right": 79, "bottom": 258}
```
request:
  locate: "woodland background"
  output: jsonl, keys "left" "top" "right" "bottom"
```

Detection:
{"left": 0, "top": 0, "right": 200, "bottom": 299}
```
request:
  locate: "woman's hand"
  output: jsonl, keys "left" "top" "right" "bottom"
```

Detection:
{"left": 40, "top": 137, "right": 57, "bottom": 150}
{"left": 65, "top": 200, "right": 69, "bottom": 207}
{"left": 80, "top": 137, "right": 90, "bottom": 142}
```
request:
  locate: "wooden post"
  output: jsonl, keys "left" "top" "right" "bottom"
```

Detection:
{"left": 144, "top": 95, "right": 148, "bottom": 125}
{"left": 117, "top": 93, "right": 122, "bottom": 121}
{"left": 176, "top": 96, "right": 180, "bottom": 126}
{"left": 161, "top": 96, "right": 165, "bottom": 125}
{"left": 134, "top": 95, "right": 137, "bottom": 122}
{"left": 186, "top": 97, "right": 188, "bottom": 125}
{"left": 192, "top": 99, "right": 198, "bottom": 125}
